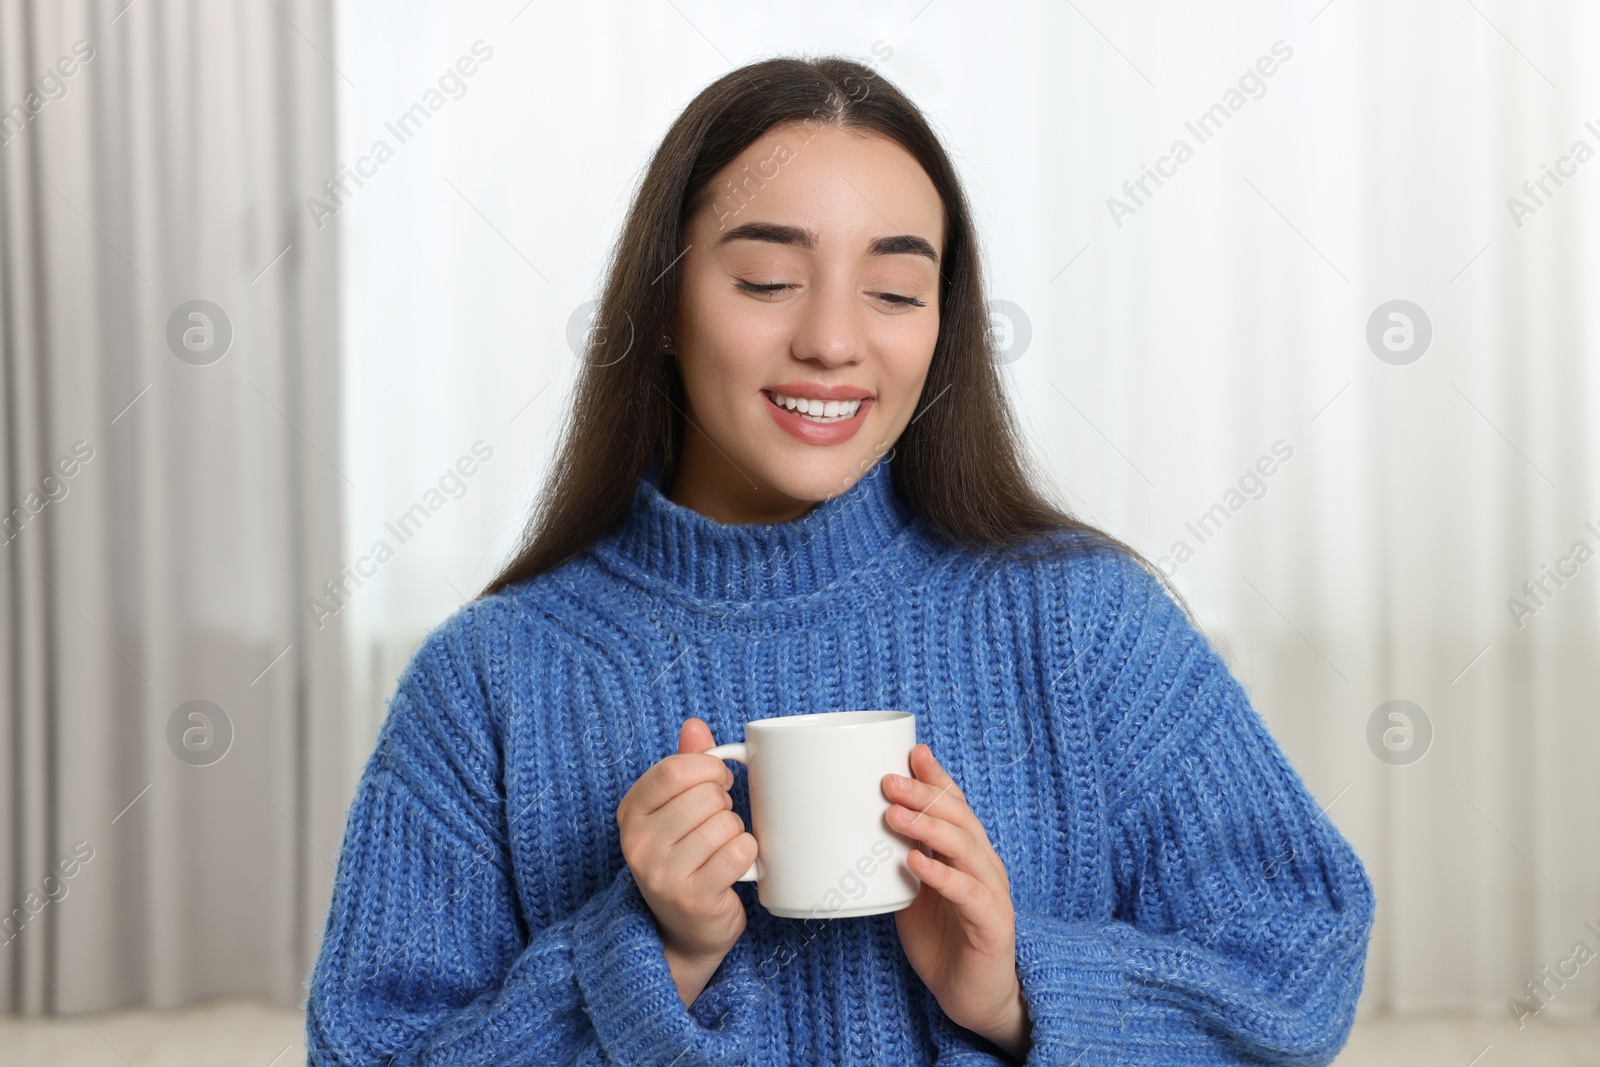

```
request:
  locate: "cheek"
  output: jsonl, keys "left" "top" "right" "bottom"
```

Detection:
{"left": 676, "top": 285, "right": 767, "bottom": 388}
{"left": 678, "top": 312, "right": 777, "bottom": 406}
{"left": 878, "top": 317, "right": 939, "bottom": 388}
{"left": 712, "top": 296, "right": 793, "bottom": 356}
{"left": 683, "top": 270, "right": 786, "bottom": 348}
{"left": 874, "top": 322, "right": 939, "bottom": 426}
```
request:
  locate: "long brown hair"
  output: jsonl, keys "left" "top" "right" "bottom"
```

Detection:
{"left": 480, "top": 54, "right": 1189, "bottom": 622}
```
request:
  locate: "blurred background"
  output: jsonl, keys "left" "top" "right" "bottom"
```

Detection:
{"left": 2, "top": 0, "right": 1597, "bottom": 1063}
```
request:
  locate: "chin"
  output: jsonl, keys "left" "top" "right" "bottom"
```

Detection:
{"left": 756, "top": 450, "right": 885, "bottom": 504}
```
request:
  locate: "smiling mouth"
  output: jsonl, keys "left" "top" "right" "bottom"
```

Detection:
{"left": 762, "top": 390, "right": 868, "bottom": 423}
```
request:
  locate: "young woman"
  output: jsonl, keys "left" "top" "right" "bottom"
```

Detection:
{"left": 306, "top": 56, "right": 1374, "bottom": 1066}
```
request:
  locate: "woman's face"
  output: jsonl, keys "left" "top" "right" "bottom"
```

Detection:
{"left": 667, "top": 122, "right": 944, "bottom": 523}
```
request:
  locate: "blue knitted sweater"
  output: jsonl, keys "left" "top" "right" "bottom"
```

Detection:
{"left": 304, "top": 456, "right": 1375, "bottom": 1066}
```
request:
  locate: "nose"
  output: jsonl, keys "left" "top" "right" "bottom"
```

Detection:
{"left": 788, "top": 277, "right": 864, "bottom": 368}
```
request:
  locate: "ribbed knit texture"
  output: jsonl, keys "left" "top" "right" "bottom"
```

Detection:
{"left": 304, "top": 455, "right": 1375, "bottom": 1066}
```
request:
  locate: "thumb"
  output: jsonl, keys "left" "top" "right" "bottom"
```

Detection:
{"left": 678, "top": 717, "right": 716, "bottom": 755}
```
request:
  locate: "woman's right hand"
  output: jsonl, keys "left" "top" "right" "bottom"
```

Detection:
{"left": 616, "top": 717, "right": 757, "bottom": 985}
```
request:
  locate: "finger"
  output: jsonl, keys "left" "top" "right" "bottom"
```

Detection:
{"left": 637, "top": 752, "right": 734, "bottom": 818}
{"left": 905, "top": 846, "right": 993, "bottom": 917}
{"left": 911, "top": 744, "right": 975, "bottom": 812}
{"left": 884, "top": 759, "right": 972, "bottom": 829}
{"left": 697, "top": 830, "right": 758, "bottom": 890}
{"left": 884, "top": 755, "right": 1006, "bottom": 886}
{"left": 887, "top": 802, "right": 1002, "bottom": 891}
{"left": 668, "top": 805, "right": 749, "bottom": 884}
{"left": 679, "top": 717, "right": 715, "bottom": 755}
{"left": 651, "top": 780, "right": 734, "bottom": 847}
{"left": 908, "top": 744, "right": 999, "bottom": 852}
{"left": 884, "top": 774, "right": 964, "bottom": 824}
{"left": 886, "top": 799, "right": 968, "bottom": 854}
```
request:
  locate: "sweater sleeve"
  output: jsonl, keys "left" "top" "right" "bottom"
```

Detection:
{"left": 304, "top": 604, "right": 768, "bottom": 1067}
{"left": 975, "top": 551, "right": 1375, "bottom": 1066}
{"left": 920, "top": 988, "right": 1015, "bottom": 1064}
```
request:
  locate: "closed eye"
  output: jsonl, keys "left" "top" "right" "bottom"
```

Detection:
{"left": 735, "top": 281, "right": 795, "bottom": 297}
{"left": 734, "top": 280, "right": 926, "bottom": 308}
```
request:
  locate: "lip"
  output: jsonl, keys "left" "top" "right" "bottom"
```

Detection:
{"left": 763, "top": 389, "right": 872, "bottom": 445}
{"left": 766, "top": 381, "right": 874, "bottom": 401}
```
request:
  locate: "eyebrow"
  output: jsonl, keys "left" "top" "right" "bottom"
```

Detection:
{"left": 716, "top": 222, "right": 939, "bottom": 264}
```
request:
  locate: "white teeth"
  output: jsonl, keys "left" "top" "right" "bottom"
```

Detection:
{"left": 767, "top": 392, "right": 863, "bottom": 421}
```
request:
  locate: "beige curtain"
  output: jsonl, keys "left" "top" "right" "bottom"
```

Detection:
{"left": 1, "top": 0, "right": 346, "bottom": 1013}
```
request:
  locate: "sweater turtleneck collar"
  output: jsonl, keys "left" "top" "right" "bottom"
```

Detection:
{"left": 591, "top": 455, "right": 916, "bottom": 604}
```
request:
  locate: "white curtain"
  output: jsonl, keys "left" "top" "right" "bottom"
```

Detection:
{"left": 1, "top": 1, "right": 345, "bottom": 1012}
{"left": 336, "top": 0, "right": 1600, "bottom": 1017}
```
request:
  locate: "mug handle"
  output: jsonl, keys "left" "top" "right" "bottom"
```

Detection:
{"left": 705, "top": 743, "right": 759, "bottom": 882}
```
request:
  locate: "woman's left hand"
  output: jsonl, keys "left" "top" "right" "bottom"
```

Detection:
{"left": 882, "top": 743, "right": 1031, "bottom": 1061}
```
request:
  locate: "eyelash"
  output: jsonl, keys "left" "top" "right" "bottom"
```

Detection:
{"left": 735, "top": 280, "right": 927, "bottom": 308}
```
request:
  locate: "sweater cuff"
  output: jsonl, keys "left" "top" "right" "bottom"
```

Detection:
{"left": 569, "top": 863, "right": 766, "bottom": 1066}
{"left": 1011, "top": 908, "right": 1133, "bottom": 1066}
{"left": 922, "top": 993, "right": 1015, "bottom": 1065}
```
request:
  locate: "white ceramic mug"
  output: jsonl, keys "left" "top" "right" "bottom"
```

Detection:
{"left": 705, "top": 710, "right": 921, "bottom": 919}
